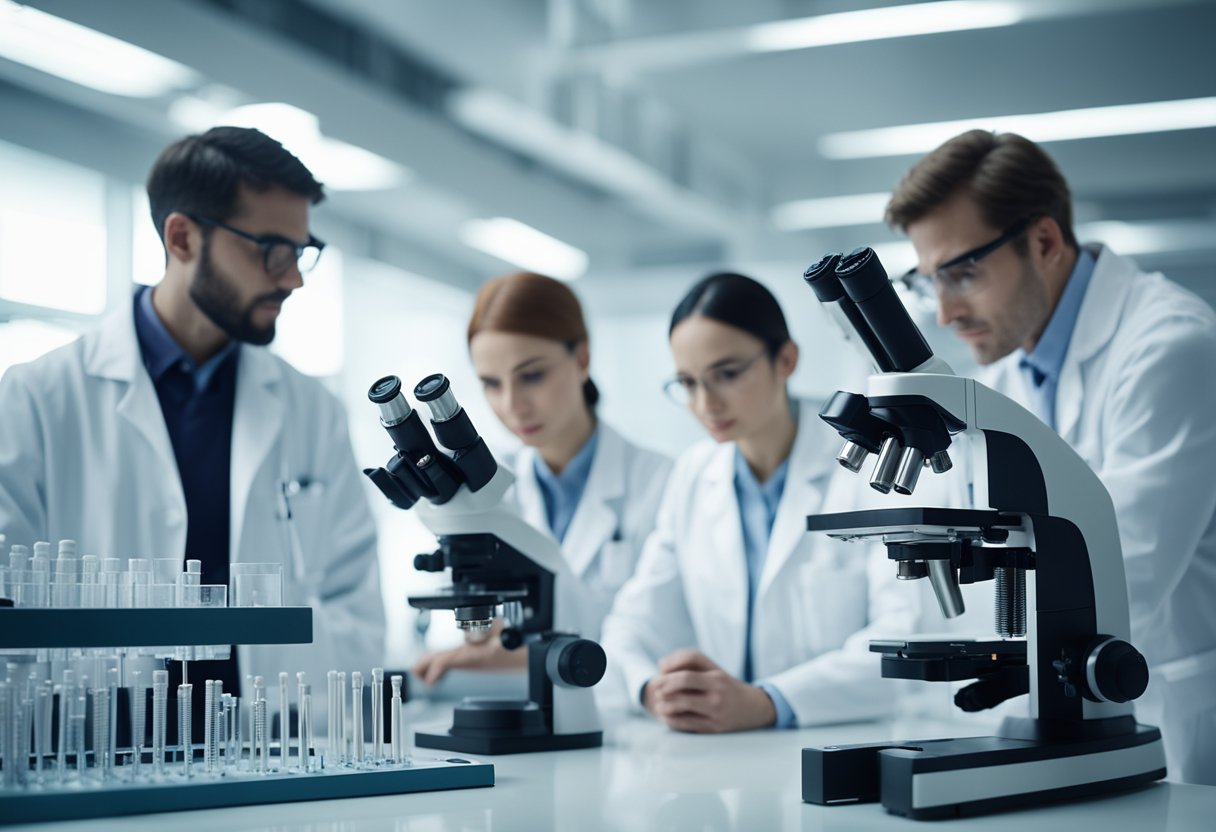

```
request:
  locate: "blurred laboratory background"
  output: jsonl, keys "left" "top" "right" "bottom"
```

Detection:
{"left": 1, "top": 0, "right": 1214, "bottom": 666}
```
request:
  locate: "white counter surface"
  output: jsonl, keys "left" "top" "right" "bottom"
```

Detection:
{"left": 10, "top": 704, "right": 1214, "bottom": 831}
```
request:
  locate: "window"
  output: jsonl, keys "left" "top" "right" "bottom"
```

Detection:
{"left": 0, "top": 139, "right": 107, "bottom": 314}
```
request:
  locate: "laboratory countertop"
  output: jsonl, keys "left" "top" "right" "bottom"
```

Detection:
{"left": 10, "top": 704, "right": 1215, "bottom": 832}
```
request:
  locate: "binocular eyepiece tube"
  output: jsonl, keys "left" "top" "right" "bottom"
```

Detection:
{"left": 415, "top": 374, "right": 498, "bottom": 492}
{"left": 369, "top": 375, "right": 413, "bottom": 426}
{"left": 415, "top": 373, "right": 460, "bottom": 422}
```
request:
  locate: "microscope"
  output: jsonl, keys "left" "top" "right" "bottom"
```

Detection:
{"left": 798, "top": 248, "right": 1165, "bottom": 819}
{"left": 363, "top": 373, "right": 606, "bottom": 755}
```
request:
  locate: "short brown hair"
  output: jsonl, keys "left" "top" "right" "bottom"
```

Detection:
{"left": 467, "top": 271, "right": 598, "bottom": 408}
{"left": 885, "top": 130, "right": 1077, "bottom": 249}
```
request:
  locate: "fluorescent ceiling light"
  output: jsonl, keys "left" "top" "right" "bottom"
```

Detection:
{"left": 0, "top": 0, "right": 197, "bottom": 97}
{"left": 178, "top": 101, "right": 409, "bottom": 191}
{"left": 746, "top": 1, "right": 1022, "bottom": 53}
{"left": 820, "top": 96, "right": 1216, "bottom": 159}
{"left": 460, "top": 218, "right": 589, "bottom": 281}
{"left": 771, "top": 192, "right": 891, "bottom": 231}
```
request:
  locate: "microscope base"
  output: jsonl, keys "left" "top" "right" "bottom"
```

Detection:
{"left": 803, "top": 723, "right": 1164, "bottom": 820}
{"left": 415, "top": 696, "right": 602, "bottom": 755}
{"left": 416, "top": 729, "right": 602, "bottom": 755}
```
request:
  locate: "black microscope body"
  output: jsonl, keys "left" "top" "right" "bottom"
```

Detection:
{"left": 798, "top": 248, "right": 1164, "bottom": 819}
{"left": 364, "top": 374, "right": 605, "bottom": 755}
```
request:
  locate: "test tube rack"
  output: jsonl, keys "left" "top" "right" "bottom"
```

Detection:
{"left": 0, "top": 606, "right": 493, "bottom": 825}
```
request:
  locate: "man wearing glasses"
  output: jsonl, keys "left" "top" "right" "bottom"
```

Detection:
{"left": 885, "top": 129, "right": 1216, "bottom": 785}
{"left": 0, "top": 127, "right": 384, "bottom": 740}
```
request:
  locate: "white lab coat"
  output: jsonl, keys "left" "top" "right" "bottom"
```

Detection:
{"left": 507, "top": 423, "right": 671, "bottom": 639}
{"left": 981, "top": 245, "right": 1216, "bottom": 785}
{"left": 0, "top": 297, "right": 385, "bottom": 697}
{"left": 601, "top": 400, "right": 916, "bottom": 725}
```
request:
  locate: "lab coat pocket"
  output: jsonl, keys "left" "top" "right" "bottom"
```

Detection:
{"left": 278, "top": 479, "right": 327, "bottom": 590}
{"left": 592, "top": 540, "right": 637, "bottom": 596}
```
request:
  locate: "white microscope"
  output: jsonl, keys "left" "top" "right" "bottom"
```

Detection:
{"left": 798, "top": 248, "right": 1165, "bottom": 819}
{"left": 363, "top": 373, "right": 605, "bottom": 755}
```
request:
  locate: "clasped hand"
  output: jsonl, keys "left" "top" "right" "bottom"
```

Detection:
{"left": 643, "top": 648, "right": 777, "bottom": 733}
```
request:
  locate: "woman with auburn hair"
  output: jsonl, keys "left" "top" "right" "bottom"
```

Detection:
{"left": 413, "top": 271, "right": 672, "bottom": 685}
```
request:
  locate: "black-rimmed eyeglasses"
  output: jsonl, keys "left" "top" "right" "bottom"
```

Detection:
{"left": 190, "top": 214, "right": 325, "bottom": 277}
{"left": 900, "top": 216, "right": 1036, "bottom": 300}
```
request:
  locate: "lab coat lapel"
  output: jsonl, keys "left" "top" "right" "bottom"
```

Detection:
{"left": 229, "top": 346, "right": 284, "bottom": 556}
{"left": 758, "top": 401, "right": 833, "bottom": 600}
{"left": 1055, "top": 245, "right": 1132, "bottom": 444}
{"left": 511, "top": 447, "right": 551, "bottom": 534}
{"left": 562, "top": 426, "right": 625, "bottom": 577}
{"left": 700, "top": 444, "right": 748, "bottom": 676}
{"left": 85, "top": 297, "right": 183, "bottom": 504}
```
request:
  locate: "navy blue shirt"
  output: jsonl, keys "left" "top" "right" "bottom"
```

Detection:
{"left": 133, "top": 286, "right": 241, "bottom": 741}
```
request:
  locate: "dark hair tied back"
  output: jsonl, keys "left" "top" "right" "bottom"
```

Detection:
{"left": 669, "top": 272, "right": 791, "bottom": 357}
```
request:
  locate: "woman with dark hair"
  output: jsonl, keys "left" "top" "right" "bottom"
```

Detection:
{"left": 413, "top": 271, "right": 672, "bottom": 685}
{"left": 601, "top": 272, "right": 913, "bottom": 732}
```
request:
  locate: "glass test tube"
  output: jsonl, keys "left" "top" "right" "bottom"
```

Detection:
{"left": 152, "top": 670, "right": 168, "bottom": 775}
{"left": 326, "top": 671, "right": 338, "bottom": 765}
{"left": 351, "top": 671, "right": 364, "bottom": 765}
{"left": 296, "top": 672, "right": 307, "bottom": 771}
{"left": 371, "top": 667, "right": 384, "bottom": 763}
{"left": 93, "top": 685, "right": 110, "bottom": 779}
{"left": 337, "top": 671, "right": 346, "bottom": 764}
{"left": 178, "top": 683, "right": 192, "bottom": 776}
{"left": 106, "top": 668, "right": 118, "bottom": 771}
{"left": 391, "top": 674, "right": 404, "bottom": 764}
{"left": 203, "top": 680, "right": 215, "bottom": 772}
{"left": 278, "top": 671, "right": 288, "bottom": 761}
{"left": 130, "top": 669, "right": 144, "bottom": 776}
{"left": 254, "top": 697, "right": 268, "bottom": 773}
{"left": 302, "top": 684, "right": 313, "bottom": 773}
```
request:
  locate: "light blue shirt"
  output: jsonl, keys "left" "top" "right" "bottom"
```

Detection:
{"left": 732, "top": 448, "right": 797, "bottom": 729}
{"left": 137, "top": 285, "right": 239, "bottom": 392}
{"left": 533, "top": 428, "right": 599, "bottom": 543}
{"left": 1017, "top": 248, "right": 1096, "bottom": 430}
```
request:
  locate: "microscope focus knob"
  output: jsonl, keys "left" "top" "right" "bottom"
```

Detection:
{"left": 414, "top": 551, "right": 445, "bottom": 572}
{"left": 1084, "top": 637, "right": 1149, "bottom": 704}
{"left": 547, "top": 637, "right": 607, "bottom": 689}
{"left": 500, "top": 627, "right": 524, "bottom": 650}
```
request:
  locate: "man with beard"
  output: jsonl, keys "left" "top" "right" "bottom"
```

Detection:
{"left": 884, "top": 130, "right": 1216, "bottom": 785}
{"left": 0, "top": 127, "right": 384, "bottom": 741}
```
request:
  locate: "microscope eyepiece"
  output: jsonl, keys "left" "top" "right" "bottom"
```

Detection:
{"left": 369, "top": 375, "right": 403, "bottom": 404}
{"left": 835, "top": 247, "right": 934, "bottom": 372}
{"left": 414, "top": 374, "right": 461, "bottom": 422}
{"left": 802, "top": 253, "right": 845, "bottom": 302}
{"left": 415, "top": 375, "right": 498, "bottom": 491}
{"left": 368, "top": 375, "right": 413, "bottom": 426}
{"left": 414, "top": 373, "right": 450, "bottom": 402}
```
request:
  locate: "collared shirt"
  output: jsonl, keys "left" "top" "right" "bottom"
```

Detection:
{"left": 133, "top": 285, "right": 241, "bottom": 741}
{"left": 732, "top": 448, "right": 797, "bottom": 729}
{"left": 533, "top": 427, "right": 599, "bottom": 543}
{"left": 1017, "top": 248, "right": 1096, "bottom": 430}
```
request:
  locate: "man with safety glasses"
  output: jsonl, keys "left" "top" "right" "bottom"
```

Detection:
{"left": 885, "top": 129, "right": 1216, "bottom": 785}
{"left": 0, "top": 127, "right": 384, "bottom": 741}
